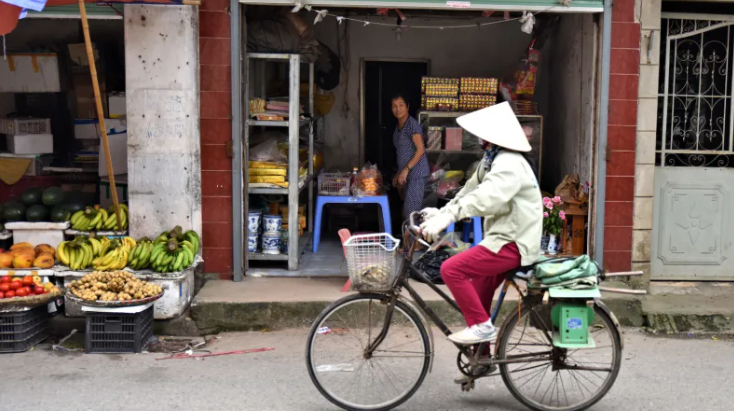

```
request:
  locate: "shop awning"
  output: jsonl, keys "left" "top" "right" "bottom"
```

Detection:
{"left": 0, "top": 0, "right": 192, "bottom": 35}
{"left": 26, "top": 4, "right": 123, "bottom": 19}
{"left": 236, "top": 0, "right": 604, "bottom": 13}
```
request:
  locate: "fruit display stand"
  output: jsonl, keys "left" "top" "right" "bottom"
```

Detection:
{"left": 57, "top": 255, "right": 201, "bottom": 320}
{"left": 65, "top": 229, "right": 128, "bottom": 239}
{"left": 6, "top": 222, "right": 70, "bottom": 249}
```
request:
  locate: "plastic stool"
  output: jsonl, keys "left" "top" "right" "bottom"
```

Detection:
{"left": 447, "top": 217, "right": 482, "bottom": 247}
{"left": 313, "top": 195, "right": 392, "bottom": 253}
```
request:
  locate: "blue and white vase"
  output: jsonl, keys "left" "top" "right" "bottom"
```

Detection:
{"left": 248, "top": 212, "right": 262, "bottom": 233}
{"left": 263, "top": 215, "right": 283, "bottom": 233}
{"left": 247, "top": 233, "right": 259, "bottom": 253}
{"left": 547, "top": 234, "right": 558, "bottom": 255}
{"left": 540, "top": 235, "right": 550, "bottom": 254}
{"left": 262, "top": 232, "right": 281, "bottom": 255}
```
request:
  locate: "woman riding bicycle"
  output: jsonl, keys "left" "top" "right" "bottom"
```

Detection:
{"left": 420, "top": 102, "right": 543, "bottom": 345}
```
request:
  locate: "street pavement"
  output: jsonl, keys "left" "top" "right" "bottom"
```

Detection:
{"left": 1, "top": 328, "right": 732, "bottom": 411}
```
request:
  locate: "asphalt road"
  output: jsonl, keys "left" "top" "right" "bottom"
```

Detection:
{"left": 1, "top": 328, "right": 732, "bottom": 411}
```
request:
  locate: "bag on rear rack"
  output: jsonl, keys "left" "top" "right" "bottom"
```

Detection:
{"left": 533, "top": 255, "right": 601, "bottom": 288}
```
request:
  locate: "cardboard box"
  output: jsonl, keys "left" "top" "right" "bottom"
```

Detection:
{"left": 444, "top": 127, "right": 463, "bottom": 151}
{"left": 98, "top": 132, "right": 127, "bottom": 176}
{"left": 0, "top": 54, "right": 61, "bottom": 93}
{"left": 74, "top": 118, "right": 126, "bottom": 140}
{"left": 6, "top": 133, "right": 53, "bottom": 154}
{"left": 108, "top": 93, "right": 126, "bottom": 118}
{"left": 72, "top": 72, "right": 107, "bottom": 118}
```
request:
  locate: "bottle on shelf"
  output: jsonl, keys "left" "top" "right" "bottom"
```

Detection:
{"left": 349, "top": 167, "right": 358, "bottom": 196}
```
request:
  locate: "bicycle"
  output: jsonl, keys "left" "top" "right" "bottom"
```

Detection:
{"left": 306, "top": 214, "right": 629, "bottom": 411}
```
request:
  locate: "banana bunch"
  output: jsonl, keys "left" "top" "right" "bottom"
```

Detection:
{"left": 149, "top": 238, "right": 196, "bottom": 273}
{"left": 103, "top": 204, "right": 129, "bottom": 231}
{"left": 128, "top": 237, "right": 153, "bottom": 270}
{"left": 58, "top": 237, "right": 101, "bottom": 270}
{"left": 153, "top": 226, "right": 201, "bottom": 255}
{"left": 92, "top": 237, "right": 136, "bottom": 271}
{"left": 70, "top": 204, "right": 129, "bottom": 231}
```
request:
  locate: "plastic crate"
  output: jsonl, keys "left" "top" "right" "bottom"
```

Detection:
{"left": 318, "top": 172, "right": 351, "bottom": 196}
{"left": 84, "top": 305, "right": 154, "bottom": 354}
{"left": 0, "top": 118, "right": 51, "bottom": 135}
{"left": 0, "top": 305, "right": 50, "bottom": 353}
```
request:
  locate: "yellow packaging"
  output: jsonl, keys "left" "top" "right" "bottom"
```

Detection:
{"left": 249, "top": 168, "right": 287, "bottom": 177}
{"left": 250, "top": 176, "right": 286, "bottom": 184}
{"left": 250, "top": 161, "right": 287, "bottom": 169}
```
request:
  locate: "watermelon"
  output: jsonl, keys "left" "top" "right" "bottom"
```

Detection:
{"left": 3, "top": 202, "right": 26, "bottom": 222}
{"left": 22, "top": 187, "right": 43, "bottom": 205}
{"left": 26, "top": 205, "right": 49, "bottom": 222}
{"left": 64, "top": 198, "right": 86, "bottom": 214}
{"left": 42, "top": 187, "right": 64, "bottom": 206}
{"left": 51, "top": 205, "right": 71, "bottom": 222}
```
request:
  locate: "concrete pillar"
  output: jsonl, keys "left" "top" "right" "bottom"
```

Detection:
{"left": 124, "top": 5, "right": 202, "bottom": 239}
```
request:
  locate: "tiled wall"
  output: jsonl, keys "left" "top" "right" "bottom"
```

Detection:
{"left": 632, "top": 0, "right": 662, "bottom": 286}
{"left": 604, "top": 0, "right": 641, "bottom": 273}
{"left": 200, "top": 0, "right": 234, "bottom": 279}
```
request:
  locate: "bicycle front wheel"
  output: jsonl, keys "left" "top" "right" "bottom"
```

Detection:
{"left": 306, "top": 293, "right": 431, "bottom": 411}
{"left": 497, "top": 303, "right": 622, "bottom": 411}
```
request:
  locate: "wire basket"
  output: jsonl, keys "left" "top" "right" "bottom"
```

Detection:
{"left": 0, "top": 118, "right": 51, "bottom": 135}
{"left": 318, "top": 172, "right": 351, "bottom": 196}
{"left": 343, "top": 233, "right": 401, "bottom": 292}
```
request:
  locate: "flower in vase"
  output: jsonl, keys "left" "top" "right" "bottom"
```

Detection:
{"left": 559, "top": 211, "right": 566, "bottom": 221}
{"left": 543, "top": 212, "right": 549, "bottom": 218}
{"left": 552, "top": 196, "right": 562, "bottom": 204}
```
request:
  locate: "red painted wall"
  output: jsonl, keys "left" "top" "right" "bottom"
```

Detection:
{"left": 604, "top": 0, "right": 640, "bottom": 272}
{"left": 200, "top": 0, "right": 234, "bottom": 279}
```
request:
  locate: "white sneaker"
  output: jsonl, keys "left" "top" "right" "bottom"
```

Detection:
{"left": 448, "top": 322, "right": 498, "bottom": 345}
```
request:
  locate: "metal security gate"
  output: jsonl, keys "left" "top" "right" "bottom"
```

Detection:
{"left": 652, "top": 14, "right": 734, "bottom": 280}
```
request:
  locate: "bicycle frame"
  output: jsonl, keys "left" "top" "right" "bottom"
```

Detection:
{"left": 364, "top": 232, "right": 555, "bottom": 368}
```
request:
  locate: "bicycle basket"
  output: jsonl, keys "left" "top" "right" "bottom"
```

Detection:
{"left": 343, "top": 233, "right": 401, "bottom": 292}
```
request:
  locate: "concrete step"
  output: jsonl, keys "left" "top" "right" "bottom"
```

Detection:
{"left": 190, "top": 278, "right": 644, "bottom": 333}
{"left": 642, "top": 294, "right": 734, "bottom": 334}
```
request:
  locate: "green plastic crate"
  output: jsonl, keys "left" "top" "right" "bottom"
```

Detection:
{"left": 551, "top": 302, "right": 595, "bottom": 348}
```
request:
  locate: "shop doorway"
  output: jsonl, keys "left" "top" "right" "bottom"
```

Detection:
{"left": 362, "top": 60, "right": 429, "bottom": 180}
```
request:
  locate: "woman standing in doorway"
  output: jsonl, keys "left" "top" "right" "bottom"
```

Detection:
{"left": 391, "top": 94, "right": 430, "bottom": 222}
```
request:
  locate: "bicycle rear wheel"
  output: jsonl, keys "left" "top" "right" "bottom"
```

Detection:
{"left": 306, "top": 293, "right": 431, "bottom": 411}
{"left": 497, "top": 304, "right": 622, "bottom": 411}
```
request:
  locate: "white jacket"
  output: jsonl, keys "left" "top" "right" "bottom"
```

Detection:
{"left": 442, "top": 150, "right": 543, "bottom": 266}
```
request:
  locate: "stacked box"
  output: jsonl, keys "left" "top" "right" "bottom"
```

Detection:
{"left": 459, "top": 94, "right": 498, "bottom": 112}
{"left": 421, "top": 77, "right": 460, "bottom": 111}
{"left": 460, "top": 77, "right": 499, "bottom": 95}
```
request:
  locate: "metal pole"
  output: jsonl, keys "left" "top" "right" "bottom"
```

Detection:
{"left": 594, "top": 0, "right": 612, "bottom": 267}
{"left": 231, "top": 0, "right": 243, "bottom": 281}
{"left": 288, "top": 54, "right": 300, "bottom": 271}
{"left": 78, "top": 0, "right": 122, "bottom": 231}
{"left": 308, "top": 63, "right": 314, "bottom": 234}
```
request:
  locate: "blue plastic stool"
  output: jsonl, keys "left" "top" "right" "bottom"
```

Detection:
{"left": 313, "top": 195, "right": 392, "bottom": 253}
{"left": 447, "top": 217, "right": 482, "bottom": 247}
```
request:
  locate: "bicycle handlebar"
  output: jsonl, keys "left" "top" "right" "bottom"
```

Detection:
{"left": 405, "top": 212, "right": 432, "bottom": 249}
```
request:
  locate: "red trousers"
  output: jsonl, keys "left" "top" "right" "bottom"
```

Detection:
{"left": 440, "top": 243, "right": 521, "bottom": 327}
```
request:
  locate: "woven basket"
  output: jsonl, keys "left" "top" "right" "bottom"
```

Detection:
{"left": 66, "top": 291, "right": 164, "bottom": 308}
{"left": 0, "top": 290, "right": 63, "bottom": 310}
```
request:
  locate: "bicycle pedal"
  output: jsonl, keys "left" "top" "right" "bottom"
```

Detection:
{"left": 454, "top": 376, "right": 474, "bottom": 385}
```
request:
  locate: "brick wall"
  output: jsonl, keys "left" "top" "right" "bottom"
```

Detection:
{"left": 604, "top": 0, "right": 641, "bottom": 272}
{"left": 200, "top": 0, "right": 234, "bottom": 279}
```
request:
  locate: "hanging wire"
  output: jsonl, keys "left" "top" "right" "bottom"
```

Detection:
{"left": 2, "top": 35, "right": 6, "bottom": 61}
{"left": 306, "top": 5, "right": 562, "bottom": 30}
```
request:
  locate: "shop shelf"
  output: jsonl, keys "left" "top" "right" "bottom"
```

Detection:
{"left": 248, "top": 173, "right": 315, "bottom": 195}
{"left": 247, "top": 232, "right": 311, "bottom": 261}
{"left": 247, "top": 118, "right": 311, "bottom": 128}
{"left": 84, "top": 305, "right": 154, "bottom": 354}
{"left": 0, "top": 305, "right": 50, "bottom": 353}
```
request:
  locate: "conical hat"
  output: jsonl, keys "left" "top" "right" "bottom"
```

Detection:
{"left": 456, "top": 102, "right": 532, "bottom": 153}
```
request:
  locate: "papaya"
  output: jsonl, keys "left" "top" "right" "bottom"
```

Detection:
{"left": 10, "top": 242, "right": 33, "bottom": 251}
{"left": 34, "top": 244, "right": 55, "bottom": 257}
{"left": 33, "top": 254, "right": 54, "bottom": 269}
{"left": 13, "top": 253, "right": 33, "bottom": 269}
{"left": 11, "top": 248, "right": 35, "bottom": 259}
{"left": 0, "top": 252, "right": 13, "bottom": 268}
